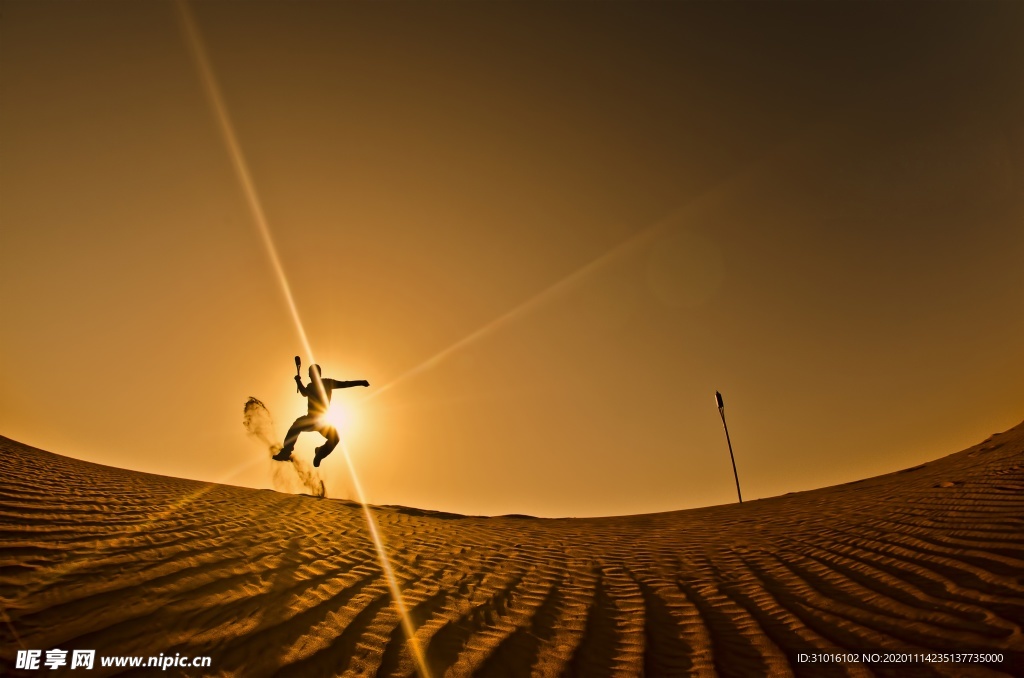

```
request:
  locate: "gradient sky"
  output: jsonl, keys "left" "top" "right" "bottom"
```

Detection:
{"left": 2, "top": 1, "right": 1023, "bottom": 517}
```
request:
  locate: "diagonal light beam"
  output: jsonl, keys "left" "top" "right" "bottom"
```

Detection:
{"left": 337, "top": 440, "right": 428, "bottom": 672}
{"left": 367, "top": 211, "right": 671, "bottom": 402}
{"left": 175, "top": 3, "right": 431, "bottom": 675}
{"left": 368, "top": 117, "right": 831, "bottom": 403}
{"left": 175, "top": 0, "right": 313, "bottom": 363}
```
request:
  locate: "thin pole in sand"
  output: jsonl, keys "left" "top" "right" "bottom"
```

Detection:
{"left": 716, "top": 390, "right": 743, "bottom": 503}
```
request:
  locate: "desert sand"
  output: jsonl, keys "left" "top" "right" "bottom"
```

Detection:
{"left": 1, "top": 423, "right": 1022, "bottom": 677}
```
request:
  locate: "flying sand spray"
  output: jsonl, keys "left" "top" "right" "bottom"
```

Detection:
{"left": 242, "top": 397, "right": 325, "bottom": 498}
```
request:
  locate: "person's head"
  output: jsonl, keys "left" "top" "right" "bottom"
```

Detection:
{"left": 308, "top": 364, "right": 322, "bottom": 380}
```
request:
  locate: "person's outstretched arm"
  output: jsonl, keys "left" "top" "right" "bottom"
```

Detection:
{"left": 325, "top": 379, "right": 369, "bottom": 389}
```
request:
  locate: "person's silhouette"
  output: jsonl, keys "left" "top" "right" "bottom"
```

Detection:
{"left": 272, "top": 364, "right": 368, "bottom": 467}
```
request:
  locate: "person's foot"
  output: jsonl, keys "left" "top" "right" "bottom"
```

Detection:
{"left": 313, "top": 447, "right": 332, "bottom": 467}
{"left": 272, "top": 448, "right": 292, "bottom": 461}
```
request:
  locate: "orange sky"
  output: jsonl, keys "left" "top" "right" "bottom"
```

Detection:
{"left": 2, "top": 1, "right": 1023, "bottom": 517}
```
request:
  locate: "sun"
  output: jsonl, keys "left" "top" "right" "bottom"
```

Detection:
{"left": 321, "top": 401, "right": 349, "bottom": 430}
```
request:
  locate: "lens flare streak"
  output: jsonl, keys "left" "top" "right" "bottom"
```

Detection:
{"left": 175, "top": 3, "right": 430, "bottom": 675}
{"left": 366, "top": 120, "right": 825, "bottom": 403}
{"left": 367, "top": 219, "right": 666, "bottom": 401}
{"left": 339, "top": 440, "right": 430, "bottom": 677}
{"left": 175, "top": 0, "right": 313, "bottom": 363}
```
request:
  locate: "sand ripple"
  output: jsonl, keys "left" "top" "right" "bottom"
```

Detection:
{"left": 1, "top": 425, "right": 1023, "bottom": 676}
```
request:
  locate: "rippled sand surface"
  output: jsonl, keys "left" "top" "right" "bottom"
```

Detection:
{"left": 1, "top": 424, "right": 1023, "bottom": 677}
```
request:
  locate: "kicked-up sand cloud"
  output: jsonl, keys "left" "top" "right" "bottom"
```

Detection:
{"left": 243, "top": 396, "right": 325, "bottom": 498}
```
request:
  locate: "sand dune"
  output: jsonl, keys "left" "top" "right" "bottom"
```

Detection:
{"left": 1, "top": 424, "right": 1023, "bottom": 677}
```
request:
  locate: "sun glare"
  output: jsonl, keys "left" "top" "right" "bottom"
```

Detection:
{"left": 322, "top": 401, "right": 350, "bottom": 431}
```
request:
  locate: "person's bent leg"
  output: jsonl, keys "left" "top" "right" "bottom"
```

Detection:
{"left": 313, "top": 426, "right": 340, "bottom": 467}
{"left": 274, "top": 416, "right": 318, "bottom": 461}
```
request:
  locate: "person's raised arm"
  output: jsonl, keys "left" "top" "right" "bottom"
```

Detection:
{"left": 295, "top": 375, "right": 310, "bottom": 397}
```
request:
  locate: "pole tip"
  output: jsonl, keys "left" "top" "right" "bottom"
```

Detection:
{"left": 715, "top": 391, "right": 724, "bottom": 409}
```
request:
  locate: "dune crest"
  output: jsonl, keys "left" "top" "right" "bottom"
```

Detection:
{"left": 1, "top": 424, "right": 1023, "bottom": 676}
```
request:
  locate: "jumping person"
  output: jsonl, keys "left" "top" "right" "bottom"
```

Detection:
{"left": 272, "top": 364, "right": 369, "bottom": 467}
